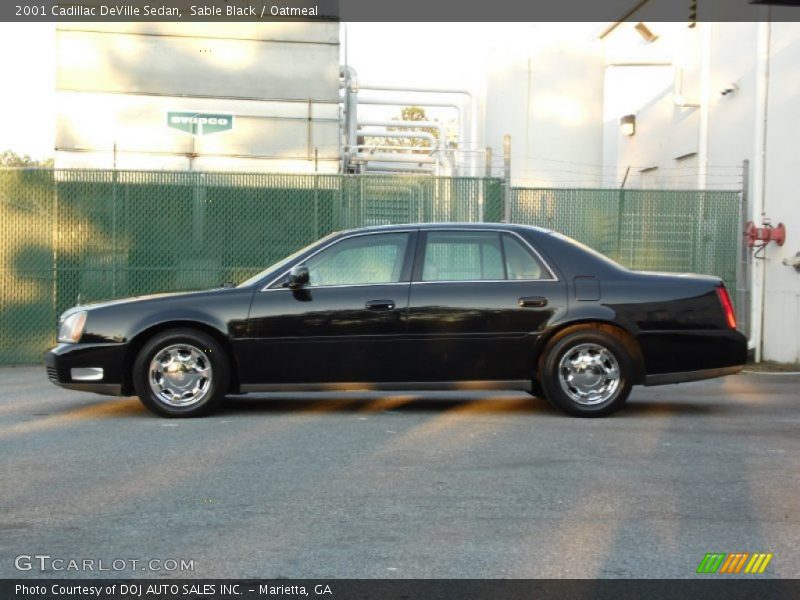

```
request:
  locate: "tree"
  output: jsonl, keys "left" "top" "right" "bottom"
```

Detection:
{"left": 0, "top": 150, "right": 54, "bottom": 168}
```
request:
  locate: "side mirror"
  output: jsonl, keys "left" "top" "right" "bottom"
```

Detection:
{"left": 287, "top": 264, "right": 309, "bottom": 289}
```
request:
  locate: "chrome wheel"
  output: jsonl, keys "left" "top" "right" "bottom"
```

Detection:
{"left": 148, "top": 344, "right": 212, "bottom": 407}
{"left": 558, "top": 343, "right": 620, "bottom": 406}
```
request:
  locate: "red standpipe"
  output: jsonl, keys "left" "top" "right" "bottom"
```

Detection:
{"left": 745, "top": 221, "right": 786, "bottom": 248}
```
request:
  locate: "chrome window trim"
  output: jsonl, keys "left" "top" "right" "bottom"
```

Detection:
{"left": 260, "top": 229, "right": 416, "bottom": 292}
{"left": 416, "top": 228, "right": 559, "bottom": 283}
{"left": 263, "top": 282, "right": 411, "bottom": 292}
{"left": 260, "top": 226, "right": 559, "bottom": 291}
{"left": 410, "top": 278, "right": 558, "bottom": 285}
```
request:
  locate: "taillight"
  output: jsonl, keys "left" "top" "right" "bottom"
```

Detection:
{"left": 715, "top": 286, "right": 737, "bottom": 330}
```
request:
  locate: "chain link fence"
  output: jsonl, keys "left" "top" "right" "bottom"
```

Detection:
{"left": 0, "top": 169, "right": 741, "bottom": 364}
{"left": 510, "top": 187, "right": 742, "bottom": 291}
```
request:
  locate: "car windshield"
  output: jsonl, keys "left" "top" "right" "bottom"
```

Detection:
{"left": 237, "top": 232, "right": 340, "bottom": 288}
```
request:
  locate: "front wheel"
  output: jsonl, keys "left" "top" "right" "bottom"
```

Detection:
{"left": 133, "top": 328, "right": 230, "bottom": 417}
{"left": 538, "top": 329, "right": 633, "bottom": 417}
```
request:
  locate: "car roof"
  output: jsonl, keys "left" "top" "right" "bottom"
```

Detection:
{"left": 338, "top": 222, "right": 553, "bottom": 236}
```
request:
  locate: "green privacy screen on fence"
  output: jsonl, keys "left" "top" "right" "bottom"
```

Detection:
{"left": 511, "top": 187, "right": 742, "bottom": 287}
{"left": 0, "top": 169, "right": 741, "bottom": 364}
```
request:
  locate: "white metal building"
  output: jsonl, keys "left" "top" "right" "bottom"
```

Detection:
{"left": 55, "top": 22, "right": 341, "bottom": 173}
{"left": 475, "top": 12, "right": 800, "bottom": 363}
{"left": 598, "top": 16, "right": 800, "bottom": 363}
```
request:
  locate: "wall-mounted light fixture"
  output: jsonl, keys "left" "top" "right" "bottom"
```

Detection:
{"left": 721, "top": 82, "right": 740, "bottom": 96}
{"left": 620, "top": 114, "right": 636, "bottom": 137}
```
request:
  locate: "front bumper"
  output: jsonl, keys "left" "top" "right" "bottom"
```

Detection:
{"left": 45, "top": 342, "right": 127, "bottom": 396}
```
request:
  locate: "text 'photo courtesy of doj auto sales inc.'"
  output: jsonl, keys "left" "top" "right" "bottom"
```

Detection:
{"left": 14, "top": 583, "right": 335, "bottom": 597}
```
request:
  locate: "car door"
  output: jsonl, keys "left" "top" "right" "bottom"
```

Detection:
{"left": 406, "top": 229, "right": 567, "bottom": 383}
{"left": 243, "top": 230, "right": 416, "bottom": 385}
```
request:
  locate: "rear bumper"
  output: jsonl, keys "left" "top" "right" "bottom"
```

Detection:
{"left": 638, "top": 329, "right": 748, "bottom": 379}
{"left": 45, "top": 342, "right": 126, "bottom": 397}
{"left": 644, "top": 364, "right": 743, "bottom": 386}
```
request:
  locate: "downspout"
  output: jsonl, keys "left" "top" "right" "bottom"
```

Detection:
{"left": 752, "top": 18, "right": 772, "bottom": 362}
{"left": 339, "top": 65, "right": 359, "bottom": 172}
{"left": 697, "top": 22, "right": 712, "bottom": 190}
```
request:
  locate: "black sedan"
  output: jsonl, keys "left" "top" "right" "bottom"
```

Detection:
{"left": 46, "top": 223, "right": 747, "bottom": 417}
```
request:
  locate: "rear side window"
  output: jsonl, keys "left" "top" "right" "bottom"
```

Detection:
{"left": 420, "top": 231, "right": 549, "bottom": 282}
{"left": 421, "top": 231, "right": 504, "bottom": 281}
{"left": 502, "top": 233, "right": 545, "bottom": 280}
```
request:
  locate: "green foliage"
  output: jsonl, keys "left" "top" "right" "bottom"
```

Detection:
{"left": 0, "top": 150, "right": 54, "bottom": 168}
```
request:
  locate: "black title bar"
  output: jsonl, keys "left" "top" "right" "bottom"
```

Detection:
{"left": 4, "top": 579, "right": 800, "bottom": 600}
{"left": 3, "top": 0, "right": 800, "bottom": 22}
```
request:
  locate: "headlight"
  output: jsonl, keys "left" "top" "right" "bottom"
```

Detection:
{"left": 58, "top": 311, "right": 87, "bottom": 343}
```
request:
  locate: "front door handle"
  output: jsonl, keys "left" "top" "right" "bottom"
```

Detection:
{"left": 518, "top": 296, "right": 548, "bottom": 308}
{"left": 365, "top": 299, "right": 396, "bottom": 311}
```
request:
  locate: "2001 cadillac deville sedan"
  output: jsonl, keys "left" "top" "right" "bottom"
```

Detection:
{"left": 46, "top": 223, "right": 747, "bottom": 418}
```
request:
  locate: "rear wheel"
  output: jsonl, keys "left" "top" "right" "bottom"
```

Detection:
{"left": 133, "top": 328, "right": 229, "bottom": 417}
{"left": 538, "top": 329, "right": 632, "bottom": 417}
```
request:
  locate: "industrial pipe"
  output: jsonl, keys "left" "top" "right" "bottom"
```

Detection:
{"left": 358, "top": 120, "right": 445, "bottom": 150}
{"left": 360, "top": 84, "right": 478, "bottom": 175}
{"left": 358, "top": 130, "right": 437, "bottom": 146}
{"left": 339, "top": 65, "right": 359, "bottom": 170}
{"left": 357, "top": 119, "right": 451, "bottom": 174}
{"left": 357, "top": 96, "right": 463, "bottom": 150}
{"left": 352, "top": 152, "right": 436, "bottom": 164}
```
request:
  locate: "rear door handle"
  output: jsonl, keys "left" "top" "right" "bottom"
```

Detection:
{"left": 518, "top": 296, "right": 548, "bottom": 308}
{"left": 365, "top": 299, "right": 396, "bottom": 311}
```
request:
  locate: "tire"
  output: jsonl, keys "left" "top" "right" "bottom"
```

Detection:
{"left": 538, "top": 329, "right": 633, "bottom": 417}
{"left": 132, "top": 328, "right": 230, "bottom": 417}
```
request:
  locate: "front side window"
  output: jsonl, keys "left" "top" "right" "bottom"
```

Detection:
{"left": 304, "top": 232, "right": 409, "bottom": 287}
{"left": 420, "top": 231, "right": 549, "bottom": 282}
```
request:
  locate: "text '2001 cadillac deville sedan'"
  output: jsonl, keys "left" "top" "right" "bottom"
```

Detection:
{"left": 46, "top": 223, "right": 747, "bottom": 417}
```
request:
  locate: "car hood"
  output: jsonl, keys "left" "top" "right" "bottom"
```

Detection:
{"left": 60, "top": 288, "right": 236, "bottom": 318}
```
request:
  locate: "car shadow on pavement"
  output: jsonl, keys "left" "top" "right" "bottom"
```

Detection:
{"left": 44, "top": 396, "right": 147, "bottom": 418}
{"left": 220, "top": 392, "right": 558, "bottom": 416}
{"left": 20, "top": 394, "right": 736, "bottom": 421}
{"left": 621, "top": 400, "right": 733, "bottom": 416}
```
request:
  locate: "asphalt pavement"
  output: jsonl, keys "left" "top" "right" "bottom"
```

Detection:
{"left": 0, "top": 366, "right": 797, "bottom": 578}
